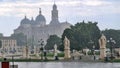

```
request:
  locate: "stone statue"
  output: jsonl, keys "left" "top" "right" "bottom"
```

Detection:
{"left": 26, "top": 46, "right": 29, "bottom": 58}
{"left": 22, "top": 46, "right": 26, "bottom": 58}
{"left": 54, "top": 44, "right": 58, "bottom": 57}
{"left": 35, "top": 46, "right": 40, "bottom": 58}
{"left": 64, "top": 36, "right": 71, "bottom": 59}
{"left": 54, "top": 44, "right": 59, "bottom": 60}
{"left": 71, "top": 50, "right": 82, "bottom": 60}
{"left": 0, "top": 50, "right": 5, "bottom": 58}
{"left": 23, "top": 46, "right": 29, "bottom": 58}
{"left": 99, "top": 34, "right": 107, "bottom": 60}
{"left": 83, "top": 48, "right": 89, "bottom": 55}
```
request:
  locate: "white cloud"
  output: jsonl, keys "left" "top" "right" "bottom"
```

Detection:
{"left": 82, "top": 0, "right": 111, "bottom": 6}
{"left": 0, "top": 0, "right": 120, "bottom": 36}
{"left": 0, "top": 0, "right": 119, "bottom": 19}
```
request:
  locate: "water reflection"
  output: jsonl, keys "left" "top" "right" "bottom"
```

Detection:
{"left": 0, "top": 62, "right": 120, "bottom": 68}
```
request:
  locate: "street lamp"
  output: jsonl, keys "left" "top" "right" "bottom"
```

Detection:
{"left": 12, "top": 56, "right": 14, "bottom": 68}
{"left": 88, "top": 40, "right": 95, "bottom": 60}
{"left": 88, "top": 40, "right": 94, "bottom": 54}
{"left": 108, "top": 37, "right": 116, "bottom": 60}
{"left": 38, "top": 39, "right": 44, "bottom": 60}
{"left": 93, "top": 45, "right": 96, "bottom": 60}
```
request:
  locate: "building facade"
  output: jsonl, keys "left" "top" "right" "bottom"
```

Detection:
{"left": 14, "top": 3, "right": 71, "bottom": 45}
{"left": 0, "top": 37, "right": 17, "bottom": 54}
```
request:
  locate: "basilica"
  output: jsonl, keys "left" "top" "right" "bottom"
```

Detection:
{"left": 14, "top": 3, "right": 71, "bottom": 45}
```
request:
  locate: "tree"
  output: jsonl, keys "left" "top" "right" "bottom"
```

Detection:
{"left": 60, "top": 21, "right": 101, "bottom": 51}
{"left": 0, "top": 33, "right": 3, "bottom": 37}
{"left": 0, "top": 40, "right": 2, "bottom": 48}
{"left": 11, "top": 33, "right": 27, "bottom": 46}
{"left": 45, "top": 35, "right": 62, "bottom": 50}
{"left": 102, "top": 29, "right": 120, "bottom": 48}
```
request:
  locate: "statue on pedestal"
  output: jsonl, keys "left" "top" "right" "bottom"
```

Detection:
{"left": 23, "top": 46, "right": 29, "bottom": 59}
{"left": 22, "top": 46, "right": 26, "bottom": 58}
{"left": 64, "top": 36, "right": 71, "bottom": 59}
{"left": 99, "top": 34, "right": 107, "bottom": 60}
{"left": 54, "top": 44, "right": 59, "bottom": 60}
{"left": 35, "top": 46, "right": 40, "bottom": 58}
{"left": 0, "top": 50, "right": 5, "bottom": 58}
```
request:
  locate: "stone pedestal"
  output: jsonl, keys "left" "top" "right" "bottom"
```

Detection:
{"left": 64, "top": 49, "right": 71, "bottom": 59}
{"left": 100, "top": 48, "right": 106, "bottom": 59}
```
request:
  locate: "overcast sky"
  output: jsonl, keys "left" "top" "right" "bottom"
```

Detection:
{"left": 0, "top": 0, "right": 120, "bottom": 36}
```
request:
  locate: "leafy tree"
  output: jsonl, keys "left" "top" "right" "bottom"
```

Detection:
{"left": 102, "top": 29, "right": 120, "bottom": 48}
{"left": 11, "top": 33, "right": 27, "bottom": 46}
{"left": 0, "top": 40, "right": 2, "bottom": 48}
{"left": 45, "top": 35, "right": 62, "bottom": 50}
{"left": 0, "top": 33, "right": 3, "bottom": 37}
{"left": 60, "top": 21, "right": 101, "bottom": 51}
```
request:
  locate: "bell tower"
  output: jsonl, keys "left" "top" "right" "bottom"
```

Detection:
{"left": 50, "top": 2, "right": 60, "bottom": 25}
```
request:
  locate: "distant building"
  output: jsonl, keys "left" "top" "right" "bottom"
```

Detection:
{"left": 14, "top": 3, "right": 71, "bottom": 45}
{"left": 0, "top": 37, "right": 17, "bottom": 54}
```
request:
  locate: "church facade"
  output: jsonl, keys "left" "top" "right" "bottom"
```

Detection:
{"left": 14, "top": 3, "right": 71, "bottom": 45}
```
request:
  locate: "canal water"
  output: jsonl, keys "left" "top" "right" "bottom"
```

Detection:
{"left": 1, "top": 62, "right": 120, "bottom": 68}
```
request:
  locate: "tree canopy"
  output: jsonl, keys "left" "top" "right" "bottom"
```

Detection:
{"left": 45, "top": 35, "right": 62, "bottom": 50}
{"left": 102, "top": 29, "right": 120, "bottom": 48}
{"left": 0, "top": 40, "right": 2, "bottom": 48}
{"left": 11, "top": 33, "right": 27, "bottom": 46}
{"left": 61, "top": 21, "right": 101, "bottom": 50}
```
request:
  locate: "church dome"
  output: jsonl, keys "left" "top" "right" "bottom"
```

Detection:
{"left": 31, "top": 17, "right": 35, "bottom": 24}
{"left": 35, "top": 8, "right": 46, "bottom": 24}
{"left": 35, "top": 14, "right": 46, "bottom": 23}
{"left": 34, "top": 8, "right": 46, "bottom": 27}
{"left": 21, "top": 16, "right": 30, "bottom": 24}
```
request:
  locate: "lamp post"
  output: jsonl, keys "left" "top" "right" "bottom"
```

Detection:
{"left": 39, "top": 39, "right": 44, "bottom": 60}
{"left": 12, "top": 56, "right": 14, "bottom": 68}
{"left": 93, "top": 45, "right": 96, "bottom": 60}
{"left": 88, "top": 40, "right": 95, "bottom": 60}
{"left": 108, "top": 38, "right": 116, "bottom": 60}
{"left": 88, "top": 40, "right": 94, "bottom": 54}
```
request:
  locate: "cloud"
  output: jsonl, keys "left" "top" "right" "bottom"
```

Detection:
{"left": 82, "top": 0, "right": 111, "bottom": 6}
{"left": 0, "top": 0, "right": 120, "bottom": 36}
{"left": 0, "top": 0, "right": 119, "bottom": 20}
